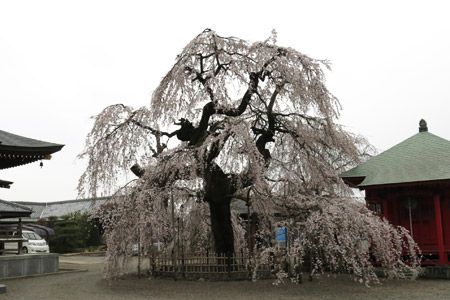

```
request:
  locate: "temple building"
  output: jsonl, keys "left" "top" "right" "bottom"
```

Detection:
{"left": 0, "top": 129, "right": 63, "bottom": 254}
{"left": 340, "top": 120, "right": 450, "bottom": 265}
{"left": 0, "top": 129, "right": 64, "bottom": 173}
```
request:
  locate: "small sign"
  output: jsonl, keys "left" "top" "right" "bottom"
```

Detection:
{"left": 275, "top": 228, "right": 288, "bottom": 242}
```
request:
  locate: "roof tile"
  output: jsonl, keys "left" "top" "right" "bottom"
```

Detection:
{"left": 340, "top": 131, "right": 450, "bottom": 187}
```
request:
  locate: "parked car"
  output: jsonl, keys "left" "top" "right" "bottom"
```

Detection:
{"left": 5, "top": 230, "right": 50, "bottom": 254}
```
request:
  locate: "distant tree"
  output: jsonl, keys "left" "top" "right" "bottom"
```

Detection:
{"left": 79, "top": 29, "right": 420, "bottom": 283}
{"left": 48, "top": 213, "right": 101, "bottom": 253}
{"left": 85, "top": 217, "right": 102, "bottom": 247}
{"left": 49, "top": 215, "right": 84, "bottom": 253}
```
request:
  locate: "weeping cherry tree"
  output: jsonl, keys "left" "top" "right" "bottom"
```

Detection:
{"left": 79, "top": 29, "right": 420, "bottom": 283}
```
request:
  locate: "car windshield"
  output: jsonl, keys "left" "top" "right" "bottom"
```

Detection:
{"left": 23, "top": 232, "right": 42, "bottom": 240}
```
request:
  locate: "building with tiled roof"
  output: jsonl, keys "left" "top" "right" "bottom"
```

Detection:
{"left": 0, "top": 129, "right": 64, "bottom": 193}
{"left": 0, "top": 129, "right": 63, "bottom": 260}
{"left": 0, "top": 199, "right": 32, "bottom": 219}
{"left": 340, "top": 120, "right": 450, "bottom": 188}
{"left": 0, "top": 129, "right": 63, "bottom": 219}
{"left": 11, "top": 197, "right": 110, "bottom": 222}
{"left": 340, "top": 120, "right": 450, "bottom": 265}
{"left": 0, "top": 129, "right": 64, "bottom": 170}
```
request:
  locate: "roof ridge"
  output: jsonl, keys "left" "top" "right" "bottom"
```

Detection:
{"left": 0, "top": 199, "right": 32, "bottom": 212}
{"left": 13, "top": 196, "right": 111, "bottom": 206}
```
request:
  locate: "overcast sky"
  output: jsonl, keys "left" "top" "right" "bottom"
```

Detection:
{"left": 1, "top": 0, "right": 449, "bottom": 203}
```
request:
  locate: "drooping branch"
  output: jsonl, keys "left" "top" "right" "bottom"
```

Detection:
{"left": 130, "top": 119, "right": 178, "bottom": 138}
{"left": 91, "top": 105, "right": 178, "bottom": 157}
{"left": 79, "top": 30, "right": 422, "bottom": 283}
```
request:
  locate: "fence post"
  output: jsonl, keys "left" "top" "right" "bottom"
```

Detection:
{"left": 137, "top": 230, "right": 141, "bottom": 278}
{"left": 309, "top": 250, "right": 313, "bottom": 282}
{"left": 151, "top": 253, "right": 156, "bottom": 276}
{"left": 294, "top": 256, "right": 302, "bottom": 284}
{"left": 18, "top": 218, "right": 23, "bottom": 255}
{"left": 227, "top": 253, "right": 232, "bottom": 279}
{"left": 181, "top": 248, "right": 185, "bottom": 278}
{"left": 247, "top": 249, "right": 252, "bottom": 281}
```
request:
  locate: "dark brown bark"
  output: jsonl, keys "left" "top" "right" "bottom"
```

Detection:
{"left": 171, "top": 72, "right": 276, "bottom": 253}
{"left": 203, "top": 164, "right": 236, "bottom": 254}
{"left": 169, "top": 71, "right": 264, "bottom": 254}
{"left": 130, "top": 163, "right": 145, "bottom": 178}
{"left": 208, "top": 198, "right": 234, "bottom": 255}
{"left": 131, "top": 52, "right": 282, "bottom": 253}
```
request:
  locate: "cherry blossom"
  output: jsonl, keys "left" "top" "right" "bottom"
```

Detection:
{"left": 79, "top": 29, "right": 420, "bottom": 283}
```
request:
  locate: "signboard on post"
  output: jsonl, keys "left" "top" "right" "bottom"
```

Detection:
{"left": 275, "top": 227, "right": 288, "bottom": 242}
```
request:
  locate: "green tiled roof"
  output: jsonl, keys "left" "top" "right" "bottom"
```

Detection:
{"left": 340, "top": 129, "right": 450, "bottom": 188}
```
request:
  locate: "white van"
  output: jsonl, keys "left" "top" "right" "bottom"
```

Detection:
{"left": 5, "top": 230, "right": 50, "bottom": 254}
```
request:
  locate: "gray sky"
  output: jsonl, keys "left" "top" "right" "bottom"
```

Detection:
{"left": 1, "top": 0, "right": 449, "bottom": 202}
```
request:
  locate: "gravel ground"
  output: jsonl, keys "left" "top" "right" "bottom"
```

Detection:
{"left": 2, "top": 255, "right": 450, "bottom": 300}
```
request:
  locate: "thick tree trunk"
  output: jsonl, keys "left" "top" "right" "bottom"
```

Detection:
{"left": 204, "top": 164, "right": 235, "bottom": 255}
{"left": 208, "top": 198, "right": 234, "bottom": 255}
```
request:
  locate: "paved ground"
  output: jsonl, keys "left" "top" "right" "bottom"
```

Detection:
{"left": 2, "top": 255, "right": 450, "bottom": 300}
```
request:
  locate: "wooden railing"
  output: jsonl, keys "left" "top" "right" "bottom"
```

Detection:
{"left": 0, "top": 223, "right": 27, "bottom": 255}
{"left": 151, "top": 251, "right": 272, "bottom": 280}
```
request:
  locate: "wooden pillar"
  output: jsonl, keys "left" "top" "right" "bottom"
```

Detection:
{"left": 18, "top": 218, "right": 23, "bottom": 255}
{"left": 434, "top": 194, "right": 447, "bottom": 264}
{"left": 382, "top": 199, "right": 389, "bottom": 221}
{"left": 392, "top": 197, "right": 399, "bottom": 225}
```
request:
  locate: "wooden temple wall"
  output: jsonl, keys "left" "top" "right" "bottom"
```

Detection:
{"left": 365, "top": 185, "right": 450, "bottom": 265}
